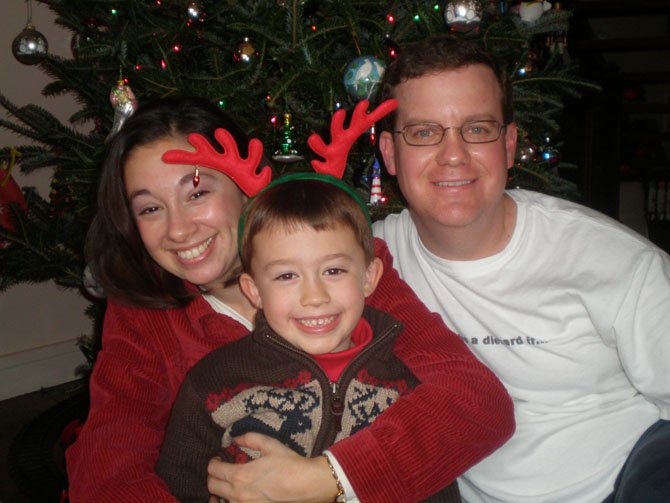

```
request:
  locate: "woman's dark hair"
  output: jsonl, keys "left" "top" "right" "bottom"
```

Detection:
{"left": 377, "top": 34, "right": 513, "bottom": 131}
{"left": 85, "top": 96, "right": 252, "bottom": 308}
{"left": 239, "top": 178, "right": 375, "bottom": 274}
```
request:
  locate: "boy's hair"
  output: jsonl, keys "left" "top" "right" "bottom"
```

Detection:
{"left": 377, "top": 34, "right": 513, "bottom": 131}
{"left": 85, "top": 96, "right": 253, "bottom": 308}
{"left": 240, "top": 176, "right": 374, "bottom": 274}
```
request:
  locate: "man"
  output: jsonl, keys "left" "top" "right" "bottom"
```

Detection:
{"left": 374, "top": 34, "right": 670, "bottom": 502}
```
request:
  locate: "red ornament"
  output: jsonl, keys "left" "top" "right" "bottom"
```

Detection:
{"left": 192, "top": 167, "right": 200, "bottom": 188}
{"left": 0, "top": 149, "right": 28, "bottom": 248}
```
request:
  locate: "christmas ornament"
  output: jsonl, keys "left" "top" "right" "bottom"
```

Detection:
{"left": 541, "top": 137, "right": 560, "bottom": 164}
{"left": 343, "top": 56, "right": 386, "bottom": 102}
{"left": 12, "top": 24, "right": 48, "bottom": 65}
{"left": 519, "top": 0, "right": 551, "bottom": 23}
{"left": 547, "top": 29, "right": 567, "bottom": 54}
{"left": 70, "top": 32, "right": 83, "bottom": 59}
{"left": 516, "top": 143, "right": 536, "bottom": 163}
{"left": 235, "top": 37, "right": 256, "bottom": 64}
{"left": 186, "top": 1, "right": 206, "bottom": 23}
{"left": 518, "top": 48, "right": 541, "bottom": 75}
{"left": 273, "top": 112, "right": 304, "bottom": 163}
{"left": 444, "top": 0, "right": 482, "bottom": 33}
{"left": 106, "top": 80, "right": 138, "bottom": 141}
{"left": 368, "top": 159, "right": 385, "bottom": 205}
{"left": 82, "top": 265, "right": 105, "bottom": 299}
{"left": 497, "top": 0, "right": 508, "bottom": 14}
{"left": 12, "top": 0, "right": 48, "bottom": 65}
{"left": 546, "top": 2, "right": 567, "bottom": 53}
{"left": 0, "top": 149, "right": 28, "bottom": 249}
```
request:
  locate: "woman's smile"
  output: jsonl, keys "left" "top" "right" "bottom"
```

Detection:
{"left": 175, "top": 236, "right": 214, "bottom": 261}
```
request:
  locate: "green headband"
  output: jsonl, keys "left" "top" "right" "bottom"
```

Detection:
{"left": 237, "top": 172, "right": 371, "bottom": 254}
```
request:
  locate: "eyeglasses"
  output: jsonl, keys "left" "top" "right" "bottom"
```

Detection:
{"left": 393, "top": 120, "right": 507, "bottom": 146}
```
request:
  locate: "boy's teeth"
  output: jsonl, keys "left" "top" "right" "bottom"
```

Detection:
{"left": 177, "top": 237, "right": 213, "bottom": 259}
{"left": 300, "top": 315, "right": 336, "bottom": 327}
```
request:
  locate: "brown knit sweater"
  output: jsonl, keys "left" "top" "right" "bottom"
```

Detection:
{"left": 156, "top": 306, "right": 459, "bottom": 502}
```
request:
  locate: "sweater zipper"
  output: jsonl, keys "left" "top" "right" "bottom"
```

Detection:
{"left": 329, "top": 321, "right": 401, "bottom": 435}
{"left": 262, "top": 320, "right": 402, "bottom": 444}
{"left": 262, "top": 333, "right": 347, "bottom": 429}
{"left": 330, "top": 381, "right": 344, "bottom": 433}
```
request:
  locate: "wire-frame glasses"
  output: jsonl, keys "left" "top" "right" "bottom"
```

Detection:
{"left": 393, "top": 120, "right": 507, "bottom": 146}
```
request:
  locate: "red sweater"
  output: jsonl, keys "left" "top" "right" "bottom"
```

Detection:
{"left": 66, "top": 239, "right": 514, "bottom": 502}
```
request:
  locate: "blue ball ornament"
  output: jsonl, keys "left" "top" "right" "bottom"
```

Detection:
{"left": 343, "top": 56, "right": 386, "bottom": 101}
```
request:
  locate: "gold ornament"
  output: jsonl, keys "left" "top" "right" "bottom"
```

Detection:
{"left": 236, "top": 37, "right": 256, "bottom": 64}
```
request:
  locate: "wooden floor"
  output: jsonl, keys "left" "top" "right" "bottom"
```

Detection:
{"left": 0, "top": 380, "right": 85, "bottom": 503}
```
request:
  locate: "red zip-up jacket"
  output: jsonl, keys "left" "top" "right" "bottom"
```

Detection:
{"left": 66, "top": 239, "right": 514, "bottom": 502}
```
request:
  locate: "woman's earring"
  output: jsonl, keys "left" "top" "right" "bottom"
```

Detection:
{"left": 192, "top": 167, "right": 200, "bottom": 188}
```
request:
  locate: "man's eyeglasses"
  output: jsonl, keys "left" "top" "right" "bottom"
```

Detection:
{"left": 393, "top": 120, "right": 507, "bottom": 146}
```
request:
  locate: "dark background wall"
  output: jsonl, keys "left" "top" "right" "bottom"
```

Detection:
{"left": 563, "top": 0, "right": 670, "bottom": 250}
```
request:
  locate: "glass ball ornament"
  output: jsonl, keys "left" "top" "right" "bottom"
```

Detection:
{"left": 12, "top": 23, "right": 48, "bottom": 65}
{"left": 83, "top": 265, "right": 106, "bottom": 299}
{"left": 343, "top": 56, "right": 386, "bottom": 102}
{"left": 518, "top": 47, "right": 541, "bottom": 76}
{"left": 187, "top": 1, "right": 206, "bottom": 22}
{"left": 516, "top": 143, "right": 536, "bottom": 163}
{"left": 541, "top": 136, "right": 560, "bottom": 164}
{"left": 444, "top": 0, "right": 482, "bottom": 33}
{"left": 235, "top": 37, "right": 256, "bottom": 64}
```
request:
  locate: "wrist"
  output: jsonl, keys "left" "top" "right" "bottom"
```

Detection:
{"left": 322, "top": 454, "right": 346, "bottom": 503}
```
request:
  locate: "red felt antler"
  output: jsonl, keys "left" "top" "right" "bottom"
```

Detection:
{"left": 307, "top": 99, "right": 397, "bottom": 179}
{"left": 162, "top": 128, "right": 272, "bottom": 197}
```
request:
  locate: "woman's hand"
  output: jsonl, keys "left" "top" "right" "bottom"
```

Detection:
{"left": 207, "top": 432, "right": 339, "bottom": 503}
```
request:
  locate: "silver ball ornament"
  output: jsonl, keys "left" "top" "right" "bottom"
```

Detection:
{"left": 187, "top": 1, "right": 206, "bottom": 22}
{"left": 12, "top": 23, "right": 48, "bottom": 65}
{"left": 516, "top": 144, "right": 536, "bottom": 163}
{"left": 444, "top": 0, "right": 482, "bottom": 33}
{"left": 83, "top": 265, "right": 105, "bottom": 299}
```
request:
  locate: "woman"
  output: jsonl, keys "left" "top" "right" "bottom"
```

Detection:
{"left": 66, "top": 96, "right": 514, "bottom": 502}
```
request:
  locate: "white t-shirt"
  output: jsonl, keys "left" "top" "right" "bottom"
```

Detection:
{"left": 373, "top": 189, "right": 670, "bottom": 503}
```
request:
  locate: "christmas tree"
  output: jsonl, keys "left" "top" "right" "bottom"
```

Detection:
{"left": 0, "top": 0, "right": 597, "bottom": 367}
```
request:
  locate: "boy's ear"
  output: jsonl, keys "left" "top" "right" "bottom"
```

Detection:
{"left": 239, "top": 273, "right": 262, "bottom": 308}
{"left": 363, "top": 257, "right": 384, "bottom": 298}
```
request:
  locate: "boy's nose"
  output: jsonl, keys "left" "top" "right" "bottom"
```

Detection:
{"left": 301, "top": 277, "right": 330, "bottom": 306}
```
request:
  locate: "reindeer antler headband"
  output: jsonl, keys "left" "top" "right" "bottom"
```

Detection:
{"left": 160, "top": 98, "right": 398, "bottom": 196}
{"left": 161, "top": 127, "right": 272, "bottom": 196}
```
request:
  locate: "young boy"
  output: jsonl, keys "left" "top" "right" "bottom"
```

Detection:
{"left": 155, "top": 173, "right": 460, "bottom": 502}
